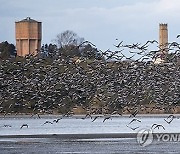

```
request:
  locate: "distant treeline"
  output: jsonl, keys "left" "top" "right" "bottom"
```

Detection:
{"left": 0, "top": 41, "right": 16, "bottom": 59}
{"left": 0, "top": 30, "right": 103, "bottom": 60}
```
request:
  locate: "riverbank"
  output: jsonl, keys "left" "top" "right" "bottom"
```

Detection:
{"left": 0, "top": 113, "right": 180, "bottom": 119}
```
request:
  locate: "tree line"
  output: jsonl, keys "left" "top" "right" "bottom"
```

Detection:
{"left": 0, "top": 41, "right": 16, "bottom": 59}
{"left": 0, "top": 30, "right": 103, "bottom": 60}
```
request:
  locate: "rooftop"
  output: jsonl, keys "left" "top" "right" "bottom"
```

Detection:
{"left": 16, "top": 17, "right": 40, "bottom": 23}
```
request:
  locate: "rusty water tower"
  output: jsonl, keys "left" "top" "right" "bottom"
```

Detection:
{"left": 15, "top": 17, "right": 42, "bottom": 57}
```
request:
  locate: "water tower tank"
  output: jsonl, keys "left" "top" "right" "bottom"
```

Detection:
{"left": 15, "top": 17, "right": 42, "bottom": 57}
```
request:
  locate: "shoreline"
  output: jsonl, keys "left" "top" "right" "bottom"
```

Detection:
{"left": 0, "top": 113, "right": 180, "bottom": 118}
{"left": 0, "top": 133, "right": 137, "bottom": 139}
{"left": 0, "top": 133, "right": 180, "bottom": 139}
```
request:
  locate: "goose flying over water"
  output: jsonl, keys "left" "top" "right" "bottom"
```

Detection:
{"left": 20, "top": 124, "right": 28, "bottom": 129}
{"left": 126, "top": 125, "right": 140, "bottom": 131}
{"left": 151, "top": 124, "right": 165, "bottom": 130}
{"left": 128, "top": 118, "right": 141, "bottom": 125}
{"left": 42, "top": 121, "right": 53, "bottom": 125}
{"left": 103, "top": 116, "right": 112, "bottom": 122}
{"left": 164, "top": 114, "right": 176, "bottom": 124}
{"left": 3, "top": 124, "right": 12, "bottom": 128}
{"left": 92, "top": 116, "right": 100, "bottom": 122}
{"left": 53, "top": 118, "right": 62, "bottom": 123}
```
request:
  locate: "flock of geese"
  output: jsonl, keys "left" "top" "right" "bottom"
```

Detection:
{"left": 0, "top": 39, "right": 180, "bottom": 131}
{"left": 1, "top": 114, "right": 179, "bottom": 131}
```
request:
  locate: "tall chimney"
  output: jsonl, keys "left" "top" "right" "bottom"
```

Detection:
{"left": 159, "top": 23, "right": 168, "bottom": 55}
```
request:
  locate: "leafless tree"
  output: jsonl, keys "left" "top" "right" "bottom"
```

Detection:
{"left": 55, "top": 30, "right": 84, "bottom": 48}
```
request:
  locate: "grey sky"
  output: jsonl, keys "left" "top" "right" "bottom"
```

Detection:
{"left": 1, "top": 0, "right": 180, "bottom": 50}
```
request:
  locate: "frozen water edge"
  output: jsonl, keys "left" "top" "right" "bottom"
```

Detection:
{"left": 0, "top": 114, "right": 180, "bottom": 136}
{"left": 0, "top": 115, "right": 180, "bottom": 154}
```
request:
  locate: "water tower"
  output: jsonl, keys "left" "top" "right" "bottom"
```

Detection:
{"left": 15, "top": 17, "right": 42, "bottom": 57}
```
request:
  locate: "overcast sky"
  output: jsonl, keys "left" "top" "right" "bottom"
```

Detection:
{"left": 1, "top": 0, "right": 180, "bottom": 50}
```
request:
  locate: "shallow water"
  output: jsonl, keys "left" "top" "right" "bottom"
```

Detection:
{"left": 0, "top": 137, "right": 180, "bottom": 154}
{"left": 0, "top": 115, "right": 179, "bottom": 135}
{"left": 0, "top": 115, "right": 180, "bottom": 153}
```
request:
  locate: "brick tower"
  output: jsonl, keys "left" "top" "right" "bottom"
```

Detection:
{"left": 15, "top": 17, "right": 42, "bottom": 57}
{"left": 159, "top": 23, "right": 168, "bottom": 54}
{"left": 154, "top": 23, "right": 168, "bottom": 64}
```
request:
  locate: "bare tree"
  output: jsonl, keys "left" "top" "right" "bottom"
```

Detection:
{"left": 55, "top": 30, "right": 84, "bottom": 48}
